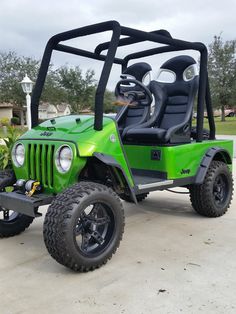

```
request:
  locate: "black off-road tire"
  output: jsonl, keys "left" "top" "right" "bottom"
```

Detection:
{"left": 43, "top": 182, "right": 125, "bottom": 272}
{"left": 189, "top": 161, "right": 233, "bottom": 217}
{"left": 0, "top": 211, "right": 34, "bottom": 238}
{"left": 120, "top": 192, "right": 149, "bottom": 203}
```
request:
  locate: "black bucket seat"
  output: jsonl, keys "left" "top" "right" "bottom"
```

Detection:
{"left": 124, "top": 55, "right": 199, "bottom": 144}
{"left": 115, "top": 62, "right": 152, "bottom": 135}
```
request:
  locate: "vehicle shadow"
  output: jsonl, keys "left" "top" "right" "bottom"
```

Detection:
{"left": 123, "top": 191, "right": 201, "bottom": 219}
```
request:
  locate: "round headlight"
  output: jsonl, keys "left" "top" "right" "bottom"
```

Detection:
{"left": 12, "top": 143, "right": 25, "bottom": 167}
{"left": 55, "top": 145, "right": 73, "bottom": 173}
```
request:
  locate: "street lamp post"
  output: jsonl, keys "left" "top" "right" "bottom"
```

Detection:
{"left": 20, "top": 74, "right": 34, "bottom": 130}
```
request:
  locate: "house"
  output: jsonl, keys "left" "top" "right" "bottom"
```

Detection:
{"left": 57, "top": 104, "right": 71, "bottom": 117}
{"left": 0, "top": 102, "right": 71, "bottom": 125}
{"left": 0, "top": 103, "right": 26, "bottom": 125}
{"left": 0, "top": 103, "right": 13, "bottom": 120}
{"left": 38, "top": 103, "right": 71, "bottom": 120}
{"left": 79, "top": 108, "right": 93, "bottom": 114}
{"left": 13, "top": 105, "right": 26, "bottom": 125}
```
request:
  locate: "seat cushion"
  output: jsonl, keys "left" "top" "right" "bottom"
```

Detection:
{"left": 125, "top": 127, "right": 167, "bottom": 142}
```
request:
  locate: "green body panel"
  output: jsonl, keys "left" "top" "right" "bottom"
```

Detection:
{"left": 124, "top": 140, "right": 233, "bottom": 179}
{"left": 13, "top": 115, "right": 134, "bottom": 193}
{"left": 13, "top": 114, "right": 233, "bottom": 194}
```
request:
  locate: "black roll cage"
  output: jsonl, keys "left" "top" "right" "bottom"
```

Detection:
{"left": 31, "top": 20, "right": 215, "bottom": 142}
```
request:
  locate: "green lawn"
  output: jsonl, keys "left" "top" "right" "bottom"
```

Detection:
{"left": 0, "top": 117, "right": 235, "bottom": 140}
{"left": 202, "top": 117, "right": 236, "bottom": 135}
{"left": 193, "top": 117, "right": 236, "bottom": 135}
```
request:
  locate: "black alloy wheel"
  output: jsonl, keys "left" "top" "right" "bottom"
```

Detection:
{"left": 75, "top": 203, "right": 115, "bottom": 256}
{"left": 44, "top": 182, "right": 125, "bottom": 272}
{"left": 213, "top": 173, "right": 229, "bottom": 208}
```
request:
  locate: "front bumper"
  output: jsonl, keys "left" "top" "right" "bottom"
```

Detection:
{"left": 0, "top": 191, "right": 54, "bottom": 217}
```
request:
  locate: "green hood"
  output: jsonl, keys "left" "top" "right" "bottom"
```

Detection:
{"left": 19, "top": 114, "right": 125, "bottom": 158}
{"left": 20, "top": 115, "right": 96, "bottom": 141}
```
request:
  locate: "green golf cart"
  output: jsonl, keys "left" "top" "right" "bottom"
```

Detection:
{"left": 0, "top": 21, "right": 233, "bottom": 272}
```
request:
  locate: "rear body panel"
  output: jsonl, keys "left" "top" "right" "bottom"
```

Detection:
{"left": 124, "top": 140, "right": 233, "bottom": 180}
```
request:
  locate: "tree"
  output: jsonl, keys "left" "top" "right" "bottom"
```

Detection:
{"left": 103, "top": 90, "right": 116, "bottom": 113}
{"left": 0, "top": 51, "right": 40, "bottom": 105}
{"left": 58, "top": 66, "right": 96, "bottom": 113}
{"left": 208, "top": 35, "right": 236, "bottom": 121}
{"left": 41, "top": 69, "right": 67, "bottom": 105}
{"left": 0, "top": 50, "right": 116, "bottom": 114}
{"left": 0, "top": 51, "right": 63, "bottom": 106}
{"left": 231, "top": 60, "right": 236, "bottom": 102}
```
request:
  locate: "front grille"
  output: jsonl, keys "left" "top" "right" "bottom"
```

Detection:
{"left": 28, "top": 143, "right": 55, "bottom": 188}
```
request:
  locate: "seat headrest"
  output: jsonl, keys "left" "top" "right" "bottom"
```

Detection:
{"left": 160, "top": 55, "right": 197, "bottom": 81}
{"left": 122, "top": 62, "right": 152, "bottom": 81}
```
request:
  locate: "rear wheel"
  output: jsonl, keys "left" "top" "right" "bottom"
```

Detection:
{"left": 0, "top": 208, "right": 34, "bottom": 238}
{"left": 43, "top": 182, "right": 125, "bottom": 272}
{"left": 189, "top": 161, "right": 233, "bottom": 217}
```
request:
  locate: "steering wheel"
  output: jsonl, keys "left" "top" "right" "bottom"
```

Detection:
{"left": 115, "top": 78, "right": 153, "bottom": 107}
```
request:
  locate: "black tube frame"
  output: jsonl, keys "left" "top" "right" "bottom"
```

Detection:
{"left": 31, "top": 20, "right": 215, "bottom": 141}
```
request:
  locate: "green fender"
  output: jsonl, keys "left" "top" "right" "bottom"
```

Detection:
{"left": 93, "top": 152, "right": 138, "bottom": 204}
{"left": 195, "top": 147, "right": 232, "bottom": 184}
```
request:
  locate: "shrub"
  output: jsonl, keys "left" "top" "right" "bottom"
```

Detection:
{"left": 1, "top": 126, "right": 21, "bottom": 169}
{"left": 0, "top": 117, "right": 10, "bottom": 126}
{"left": 11, "top": 117, "right": 20, "bottom": 125}
{"left": 3, "top": 125, "right": 20, "bottom": 151}
{"left": 0, "top": 145, "right": 9, "bottom": 170}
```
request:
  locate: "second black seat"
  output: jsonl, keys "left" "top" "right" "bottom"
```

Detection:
{"left": 124, "top": 55, "right": 199, "bottom": 144}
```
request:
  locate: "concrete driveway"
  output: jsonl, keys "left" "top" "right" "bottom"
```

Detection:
{"left": 0, "top": 162, "right": 235, "bottom": 314}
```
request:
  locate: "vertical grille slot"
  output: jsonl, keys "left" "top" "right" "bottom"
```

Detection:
{"left": 28, "top": 144, "right": 31, "bottom": 178}
{"left": 27, "top": 143, "right": 55, "bottom": 189}
{"left": 35, "top": 144, "right": 41, "bottom": 181}
{"left": 29, "top": 144, "right": 36, "bottom": 179}
{"left": 47, "top": 145, "right": 55, "bottom": 188}
{"left": 41, "top": 145, "right": 47, "bottom": 187}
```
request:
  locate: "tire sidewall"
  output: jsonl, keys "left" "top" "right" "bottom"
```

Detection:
{"left": 0, "top": 212, "right": 34, "bottom": 237}
{"left": 190, "top": 161, "right": 233, "bottom": 218}
{"left": 205, "top": 163, "right": 233, "bottom": 213}
{"left": 62, "top": 186, "right": 124, "bottom": 267}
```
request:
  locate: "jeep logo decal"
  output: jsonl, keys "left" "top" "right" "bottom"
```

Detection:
{"left": 181, "top": 169, "right": 190, "bottom": 175}
{"left": 40, "top": 131, "right": 53, "bottom": 137}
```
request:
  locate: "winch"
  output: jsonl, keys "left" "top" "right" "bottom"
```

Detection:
{"left": 14, "top": 179, "right": 42, "bottom": 197}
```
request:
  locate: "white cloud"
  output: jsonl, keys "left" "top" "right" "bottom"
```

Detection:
{"left": 0, "top": 0, "right": 235, "bottom": 88}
